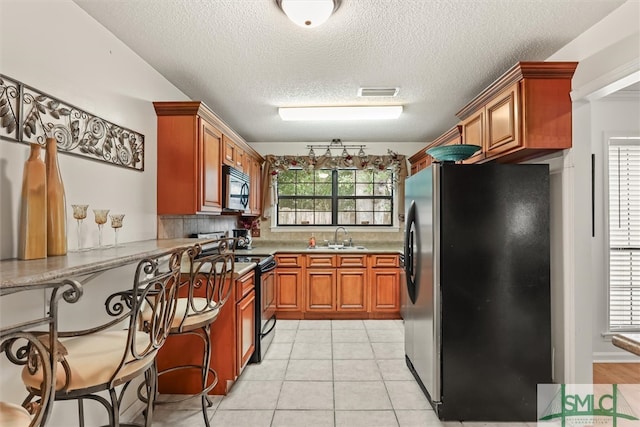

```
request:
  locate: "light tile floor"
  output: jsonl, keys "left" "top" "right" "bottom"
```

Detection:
{"left": 144, "top": 319, "right": 535, "bottom": 427}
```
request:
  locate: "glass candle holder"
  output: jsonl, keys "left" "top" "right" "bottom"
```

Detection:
{"left": 93, "top": 209, "right": 110, "bottom": 248}
{"left": 71, "top": 204, "right": 89, "bottom": 250}
{"left": 109, "top": 214, "right": 125, "bottom": 247}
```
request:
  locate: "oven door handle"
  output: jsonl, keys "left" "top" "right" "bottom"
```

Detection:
{"left": 260, "top": 314, "right": 277, "bottom": 338}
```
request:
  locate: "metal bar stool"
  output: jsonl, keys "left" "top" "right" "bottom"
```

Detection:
{"left": 0, "top": 279, "right": 82, "bottom": 427}
{"left": 151, "top": 241, "right": 235, "bottom": 427}
{"left": 20, "top": 248, "right": 184, "bottom": 427}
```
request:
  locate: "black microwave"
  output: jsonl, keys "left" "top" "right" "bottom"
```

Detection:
{"left": 222, "top": 165, "right": 249, "bottom": 212}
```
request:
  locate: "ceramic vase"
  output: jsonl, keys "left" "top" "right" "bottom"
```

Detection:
{"left": 45, "top": 137, "right": 67, "bottom": 256}
{"left": 18, "top": 143, "right": 47, "bottom": 260}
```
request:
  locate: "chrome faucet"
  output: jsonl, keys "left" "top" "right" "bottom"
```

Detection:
{"left": 334, "top": 226, "right": 348, "bottom": 246}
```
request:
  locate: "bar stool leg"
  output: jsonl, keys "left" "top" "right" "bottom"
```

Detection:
{"left": 78, "top": 398, "right": 84, "bottom": 427}
{"left": 144, "top": 364, "right": 156, "bottom": 427}
{"left": 201, "top": 324, "right": 213, "bottom": 427}
{"left": 109, "top": 387, "right": 120, "bottom": 427}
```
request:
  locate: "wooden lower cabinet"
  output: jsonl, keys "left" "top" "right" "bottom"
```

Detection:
{"left": 157, "top": 269, "right": 255, "bottom": 395}
{"left": 236, "top": 289, "right": 255, "bottom": 376}
{"left": 276, "top": 269, "right": 303, "bottom": 310}
{"left": 274, "top": 253, "right": 400, "bottom": 319}
{"left": 275, "top": 254, "right": 304, "bottom": 318}
{"left": 337, "top": 269, "right": 368, "bottom": 312}
{"left": 371, "top": 269, "right": 400, "bottom": 314}
{"left": 370, "top": 254, "right": 400, "bottom": 318}
{"left": 306, "top": 269, "right": 336, "bottom": 312}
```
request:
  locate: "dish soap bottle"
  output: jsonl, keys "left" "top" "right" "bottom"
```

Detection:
{"left": 309, "top": 234, "right": 316, "bottom": 249}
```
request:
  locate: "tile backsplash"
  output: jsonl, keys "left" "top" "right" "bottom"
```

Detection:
{"left": 158, "top": 215, "right": 239, "bottom": 239}
{"left": 158, "top": 215, "right": 404, "bottom": 246}
{"left": 256, "top": 225, "right": 404, "bottom": 245}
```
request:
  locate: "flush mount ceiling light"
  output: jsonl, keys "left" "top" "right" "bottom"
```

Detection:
{"left": 276, "top": 0, "right": 340, "bottom": 28}
{"left": 278, "top": 105, "right": 403, "bottom": 121}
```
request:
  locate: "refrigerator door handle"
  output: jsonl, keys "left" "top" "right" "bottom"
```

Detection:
{"left": 432, "top": 164, "right": 442, "bottom": 403}
{"left": 405, "top": 200, "right": 418, "bottom": 304}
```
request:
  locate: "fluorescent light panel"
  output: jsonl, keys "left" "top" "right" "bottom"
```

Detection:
{"left": 278, "top": 106, "right": 403, "bottom": 121}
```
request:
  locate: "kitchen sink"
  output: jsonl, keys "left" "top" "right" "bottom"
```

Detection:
{"left": 331, "top": 245, "right": 367, "bottom": 250}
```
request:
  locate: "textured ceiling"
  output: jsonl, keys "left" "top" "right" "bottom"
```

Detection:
{"left": 74, "top": 0, "right": 625, "bottom": 143}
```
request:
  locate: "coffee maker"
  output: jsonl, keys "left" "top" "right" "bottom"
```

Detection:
{"left": 232, "top": 229, "right": 252, "bottom": 249}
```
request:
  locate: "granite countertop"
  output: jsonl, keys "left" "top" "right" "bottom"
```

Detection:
{"left": 1, "top": 238, "right": 402, "bottom": 293}
{"left": 179, "top": 259, "right": 256, "bottom": 279}
{"left": 0, "top": 238, "right": 214, "bottom": 293}
{"left": 233, "top": 262, "right": 257, "bottom": 277}
{"left": 612, "top": 333, "right": 640, "bottom": 357}
{"left": 235, "top": 241, "right": 404, "bottom": 256}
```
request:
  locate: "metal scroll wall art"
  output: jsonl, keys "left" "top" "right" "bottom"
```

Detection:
{"left": 0, "top": 74, "right": 144, "bottom": 171}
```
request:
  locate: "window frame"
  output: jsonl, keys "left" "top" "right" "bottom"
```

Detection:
{"left": 606, "top": 136, "right": 640, "bottom": 332}
{"left": 275, "top": 168, "right": 395, "bottom": 227}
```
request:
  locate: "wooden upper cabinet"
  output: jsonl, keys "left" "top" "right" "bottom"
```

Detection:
{"left": 201, "top": 120, "right": 223, "bottom": 210}
{"left": 235, "top": 146, "right": 245, "bottom": 171}
{"left": 155, "top": 101, "right": 263, "bottom": 216}
{"left": 223, "top": 135, "right": 236, "bottom": 167}
{"left": 244, "top": 156, "right": 262, "bottom": 217}
{"left": 251, "top": 158, "right": 262, "bottom": 216}
{"left": 409, "top": 146, "right": 430, "bottom": 175}
{"left": 460, "top": 111, "right": 484, "bottom": 164}
{"left": 485, "top": 82, "right": 519, "bottom": 154}
{"left": 226, "top": 142, "right": 262, "bottom": 217}
{"left": 456, "top": 61, "right": 577, "bottom": 163}
{"left": 461, "top": 82, "right": 519, "bottom": 164}
{"left": 155, "top": 101, "right": 222, "bottom": 215}
{"left": 223, "top": 135, "right": 245, "bottom": 172}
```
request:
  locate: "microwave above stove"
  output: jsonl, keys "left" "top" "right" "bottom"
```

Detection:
{"left": 222, "top": 165, "right": 249, "bottom": 212}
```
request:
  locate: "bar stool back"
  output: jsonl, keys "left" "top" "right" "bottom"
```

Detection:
{"left": 1, "top": 279, "right": 82, "bottom": 427}
{"left": 20, "top": 248, "right": 184, "bottom": 427}
{"left": 152, "top": 241, "right": 235, "bottom": 427}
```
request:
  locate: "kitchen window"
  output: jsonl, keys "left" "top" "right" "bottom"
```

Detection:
{"left": 608, "top": 138, "right": 640, "bottom": 331}
{"left": 276, "top": 168, "right": 394, "bottom": 226}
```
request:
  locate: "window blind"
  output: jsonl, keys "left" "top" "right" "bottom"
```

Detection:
{"left": 608, "top": 138, "right": 640, "bottom": 330}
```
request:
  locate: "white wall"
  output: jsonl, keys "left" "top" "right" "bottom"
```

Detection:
{"left": 0, "top": 1, "right": 188, "bottom": 425}
{"left": 546, "top": 0, "right": 640, "bottom": 380}
{"left": 0, "top": 0, "right": 189, "bottom": 258}
{"left": 591, "top": 94, "right": 640, "bottom": 361}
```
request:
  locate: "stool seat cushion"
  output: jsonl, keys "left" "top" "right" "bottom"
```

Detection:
{"left": 0, "top": 401, "right": 32, "bottom": 427}
{"left": 22, "top": 330, "right": 153, "bottom": 392}
{"left": 144, "top": 297, "right": 219, "bottom": 331}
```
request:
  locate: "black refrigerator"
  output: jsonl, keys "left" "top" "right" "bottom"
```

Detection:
{"left": 403, "top": 162, "right": 551, "bottom": 421}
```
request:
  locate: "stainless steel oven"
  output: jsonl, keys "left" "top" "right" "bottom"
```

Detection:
{"left": 223, "top": 165, "right": 249, "bottom": 212}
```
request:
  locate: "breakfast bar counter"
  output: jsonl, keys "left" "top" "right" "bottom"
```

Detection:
{"left": 0, "top": 238, "right": 212, "bottom": 293}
